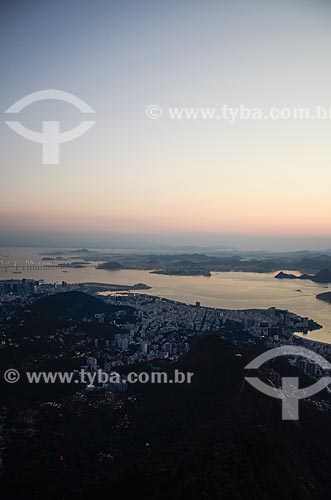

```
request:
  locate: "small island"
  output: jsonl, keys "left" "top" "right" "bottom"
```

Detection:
{"left": 275, "top": 271, "right": 298, "bottom": 280}
{"left": 275, "top": 268, "right": 331, "bottom": 284}
{"left": 150, "top": 269, "right": 212, "bottom": 277}
{"left": 79, "top": 282, "right": 151, "bottom": 292}
{"left": 96, "top": 262, "right": 124, "bottom": 270}
{"left": 316, "top": 292, "right": 331, "bottom": 304}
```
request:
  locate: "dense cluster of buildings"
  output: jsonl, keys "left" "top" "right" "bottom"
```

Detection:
{"left": 1, "top": 282, "right": 331, "bottom": 403}
{"left": 0, "top": 279, "right": 69, "bottom": 303}
{"left": 1, "top": 281, "right": 331, "bottom": 472}
{"left": 0, "top": 279, "right": 41, "bottom": 297}
{"left": 104, "top": 293, "right": 315, "bottom": 345}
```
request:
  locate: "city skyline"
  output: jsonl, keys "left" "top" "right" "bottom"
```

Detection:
{"left": 2, "top": 3, "right": 331, "bottom": 498}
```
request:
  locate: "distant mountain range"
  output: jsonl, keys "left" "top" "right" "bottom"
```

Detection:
{"left": 95, "top": 252, "right": 331, "bottom": 275}
{"left": 38, "top": 248, "right": 331, "bottom": 275}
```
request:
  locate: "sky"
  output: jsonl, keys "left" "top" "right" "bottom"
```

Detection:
{"left": 1, "top": 0, "right": 331, "bottom": 251}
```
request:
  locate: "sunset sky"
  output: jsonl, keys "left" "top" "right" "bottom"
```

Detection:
{"left": 1, "top": 0, "right": 331, "bottom": 250}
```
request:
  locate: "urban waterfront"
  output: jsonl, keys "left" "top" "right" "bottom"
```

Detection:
{"left": 1, "top": 248, "right": 330, "bottom": 343}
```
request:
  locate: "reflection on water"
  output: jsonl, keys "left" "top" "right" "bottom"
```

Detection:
{"left": 0, "top": 255, "right": 330, "bottom": 343}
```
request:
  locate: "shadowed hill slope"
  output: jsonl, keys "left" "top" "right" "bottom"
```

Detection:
{"left": 78, "top": 336, "right": 331, "bottom": 500}
{"left": 30, "top": 291, "right": 135, "bottom": 320}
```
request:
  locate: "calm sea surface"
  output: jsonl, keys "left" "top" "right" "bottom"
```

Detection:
{"left": 1, "top": 248, "right": 330, "bottom": 343}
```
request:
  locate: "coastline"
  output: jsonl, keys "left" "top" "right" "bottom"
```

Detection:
{"left": 1, "top": 260, "right": 331, "bottom": 343}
